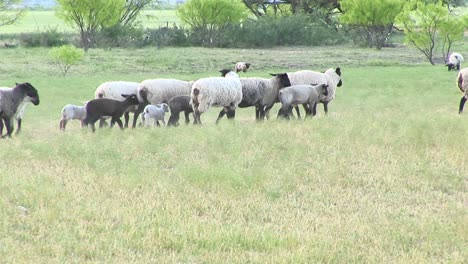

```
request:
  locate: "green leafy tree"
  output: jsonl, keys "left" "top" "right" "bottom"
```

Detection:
{"left": 49, "top": 45, "right": 84, "bottom": 76}
{"left": 0, "top": 0, "right": 24, "bottom": 27}
{"left": 56, "top": 0, "right": 125, "bottom": 52}
{"left": 340, "top": 0, "right": 405, "bottom": 49}
{"left": 397, "top": 0, "right": 466, "bottom": 65}
{"left": 177, "top": 0, "right": 248, "bottom": 47}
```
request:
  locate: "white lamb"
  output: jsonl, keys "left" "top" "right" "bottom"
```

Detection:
{"left": 235, "top": 62, "right": 251, "bottom": 73}
{"left": 191, "top": 69, "right": 242, "bottom": 124}
{"left": 94, "top": 81, "right": 140, "bottom": 128}
{"left": 142, "top": 103, "right": 169, "bottom": 127}
{"left": 59, "top": 104, "right": 87, "bottom": 131}
{"left": 287, "top": 67, "right": 342, "bottom": 116}
{"left": 446, "top": 52, "right": 464, "bottom": 71}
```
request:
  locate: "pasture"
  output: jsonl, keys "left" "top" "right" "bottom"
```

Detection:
{"left": 0, "top": 43, "right": 467, "bottom": 263}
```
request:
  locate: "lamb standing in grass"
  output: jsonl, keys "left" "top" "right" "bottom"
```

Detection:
{"left": 59, "top": 104, "right": 87, "bottom": 131}
{"left": 167, "top": 95, "right": 193, "bottom": 126}
{"left": 142, "top": 103, "right": 169, "bottom": 127}
{"left": 0, "top": 82, "right": 40, "bottom": 137}
{"left": 457, "top": 68, "right": 468, "bottom": 113}
{"left": 94, "top": 81, "right": 141, "bottom": 128}
{"left": 84, "top": 94, "right": 140, "bottom": 132}
{"left": 235, "top": 62, "right": 251, "bottom": 73}
{"left": 191, "top": 69, "right": 242, "bottom": 125}
{"left": 278, "top": 83, "right": 329, "bottom": 119}
{"left": 136, "top": 79, "right": 193, "bottom": 127}
{"left": 446, "top": 52, "right": 464, "bottom": 71}
{"left": 287, "top": 67, "right": 342, "bottom": 117}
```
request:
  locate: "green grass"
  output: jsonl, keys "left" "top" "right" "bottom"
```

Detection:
{"left": 0, "top": 45, "right": 467, "bottom": 263}
{"left": 0, "top": 10, "right": 178, "bottom": 34}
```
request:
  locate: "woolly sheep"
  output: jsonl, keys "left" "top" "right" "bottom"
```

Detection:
{"left": 0, "top": 82, "right": 39, "bottom": 137}
{"left": 59, "top": 104, "right": 87, "bottom": 131}
{"left": 217, "top": 71, "right": 291, "bottom": 121}
{"left": 83, "top": 94, "right": 139, "bottom": 132}
{"left": 446, "top": 52, "right": 464, "bottom": 71}
{"left": 167, "top": 95, "right": 193, "bottom": 126}
{"left": 94, "top": 81, "right": 141, "bottom": 128}
{"left": 136, "top": 79, "right": 193, "bottom": 127}
{"left": 457, "top": 68, "right": 468, "bottom": 113}
{"left": 287, "top": 67, "right": 342, "bottom": 116}
{"left": 191, "top": 69, "right": 242, "bottom": 125}
{"left": 142, "top": 103, "right": 169, "bottom": 127}
{"left": 278, "top": 83, "right": 329, "bottom": 119}
{"left": 235, "top": 62, "right": 251, "bottom": 73}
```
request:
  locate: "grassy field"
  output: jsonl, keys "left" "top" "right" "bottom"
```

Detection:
{"left": 0, "top": 10, "right": 179, "bottom": 34}
{"left": 0, "top": 43, "right": 467, "bottom": 263}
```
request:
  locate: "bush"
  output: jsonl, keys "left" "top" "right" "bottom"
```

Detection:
{"left": 49, "top": 45, "right": 84, "bottom": 76}
{"left": 94, "top": 24, "right": 144, "bottom": 48}
{"left": 143, "top": 27, "right": 190, "bottom": 48}
{"left": 19, "top": 27, "right": 70, "bottom": 47}
{"left": 219, "top": 14, "right": 347, "bottom": 48}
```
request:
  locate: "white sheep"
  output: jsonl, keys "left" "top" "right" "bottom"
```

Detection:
{"left": 59, "top": 104, "right": 87, "bottom": 131}
{"left": 287, "top": 67, "right": 342, "bottom": 116}
{"left": 191, "top": 69, "right": 242, "bottom": 124}
{"left": 137, "top": 78, "right": 193, "bottom": 125}
{"left": 446, "top": 52, "right": 464, "bottom": 71}
{"left": 457, "top": 68, "right": 468, "bottom": 113}
{"left": 0, "top": 82, "right": 40, "bottom": 137}
{"left": 94, "top": 81, "right": 140, "bottom": 128}
{"left": 142, "top": 103, "right": 169, "bottom": 127}
{"left": 278, "top": 83, "right": 329, "bottom": 119}
{"left": 217, "top": 71, "right": 291, "bottom": 120}
{"left": 235, "top": 62, "right": 251, "bottom": 73}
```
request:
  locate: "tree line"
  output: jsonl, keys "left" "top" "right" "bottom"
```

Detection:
{"left": 1, "top": 0, "right": 467, "bottom": 65}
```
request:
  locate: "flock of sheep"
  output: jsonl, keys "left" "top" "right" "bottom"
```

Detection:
{"left": 0, "top": 52, "right": 467, "bottom": 137}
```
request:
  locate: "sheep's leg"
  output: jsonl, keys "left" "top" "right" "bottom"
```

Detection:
{"left": 156, "top": 120, "right": 160, "bottom": 127}
{"left": 193, "top": 110, "right": 202, "bottom": 125}
{"left": 264, "top": 104, "right": 274, "bottom": 120}
{"left": 60, "top": 119, "right": 67, "bottom": 131}
{"left": 226, "top": 109, "right": 236, "bottom": 119}
{"left": 4, "top": 118, "right": 13, "bottom": 137}
{"left": 15, "top": 118, "right": 22, "bottom": 135}
{"left": 312, "top": 103, "right": 318, "bottom": 116}
{"left": 184, "top": 111, "right": 190, "bottom": 125}
{"left": 216, "top": 109, "right": 227, "bottom": 124}
{"left": 99, "top": 117, "right": 106, "bottom": 128}
{"left": 124, "top": 112, "right": 130, "bottom": 128}
{"left": 113, "top": 117, "right": 124, "bottom": 129}
{"left": 459, "top": 96, "right": 467, "bottom": 114}
{"left": 132, "top": 103, "right": 146, "bottom": 128}
{"left": 161, "top": 119, "right": 166, "bottom": 127}
{"left": 168, "top": 113, "right": 178, "bottom": 126}
{"left": 323, "top": 102, "right": 329, "bottom": 115}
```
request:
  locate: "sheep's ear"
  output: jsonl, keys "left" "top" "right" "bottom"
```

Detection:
{"left": 335, "top": 67, "right": 342, "bottom": 76}
{"left": 270, "top": 73, "right": 277, "bottom": 76}
{"left": 15, "top": 82, "right": 19, "bottom": 85}
{"left": 121, "top": 94, "right": 129, "bottom": 98}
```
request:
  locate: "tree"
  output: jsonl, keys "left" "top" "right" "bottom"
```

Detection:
{"left": 439, "top": 14, "right": 466, "bottom": 61}
{"left": 397, "top": 0, "right": 466, "bottom": 65}
{"left": 177, "top": 0, "right": 248, "bottom": 47}
{"left": 119, "top": 0, "right": 155, "bottom": 27}
{"left": 0, "top": 0, "right": 24, "bottom": 27}
{"left": 49, "top": 45, "right": 84, "bottom": 77}
{"left": 56, "top": 0, "right": 125, "bottom": 52}
{"left": 340, "top": 0, "right": 405, "bottom": 49}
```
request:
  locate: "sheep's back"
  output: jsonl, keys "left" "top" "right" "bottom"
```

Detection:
{"left": 138, "top": 79, "right": 192, "bottom": 104}
{"left": 288, "top": 70, "right": 326, "bottom": 86}
{"left": 94, "top": 81, "right": 139, "bottom": 112}
{"left": 192, "top": 77, "right": 242, "bottom": 107}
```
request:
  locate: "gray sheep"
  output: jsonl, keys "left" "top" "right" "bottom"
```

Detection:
{"left": 83, "top": 94, "right": 139, "bottom": 132}
{"left": 278, "top": 83, "right": 329, "bottom": 119}
{"left": 59, "top": 104, "right": 87, "bottom": 131}
{"left": 142, "top": 103, "right": 169, "bottom": 127}
{"left": 167, "top": 95, "right": 193, "bottom": 126}
{"left": 0, "top": 82, "right": 40, "bottom": 137}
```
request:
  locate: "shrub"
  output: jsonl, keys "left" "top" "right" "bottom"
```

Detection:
{"left": 94, "top": 24, "right": 144, "bottom": 48}
{"left": 49, "top": 45, "right": 84, "bottom": 76}
{"left": 19, "top": 27, "right": 69, "bottom": 47}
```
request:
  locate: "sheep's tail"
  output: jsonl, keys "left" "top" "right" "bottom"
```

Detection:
{"left": 138, "top": 87, "right": 150, "bottom": 104}
{"left": 97, "top": 92, "right": 104, "bottom": 99}
{"left": 458, "top": 73, "right": 464, "bottom": 93}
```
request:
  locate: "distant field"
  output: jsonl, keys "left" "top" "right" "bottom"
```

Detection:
{"left": 0, "top": 43, "right": 467, "bottom": 263}
{"left": 0, "top": 10, "right": 179, "bottom": 34}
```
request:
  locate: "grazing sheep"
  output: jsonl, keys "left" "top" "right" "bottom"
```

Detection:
{"left": 136, "top": 79, "right": 193, "bottom": 127}
{"left": 235, "top": 62, "right": 251, "bottom": 73}
{"left": 94, "top": 81, "right": 141, "bottom": 128}
{"left": 142, "top": 103, "right": 169, "bottom": 127}
{"left": 217, "top": 71, "right": 291, "bottom": 121}
{"left": 83, "top": 94, "right": 139, "bottom": 132}
{"left": 446, "top": 52, "right": 464, "bottom": 71}
{"left": 167, "top": 95, "right": 193, "bottom": 126}
{"left": 457, "top": 68, "right": 468, "bottom": 113}
{"left": 59, "top": 104, "right": 87, "bottom": 131}
{"left": 191, "top": 69, "right": 242, "bottom": 125}
{"left": 287, "top": 67, "right": 342, "bottom": 116}
{"left": 0, "top": 82, "right": 40, "bottom": 137}
{"left": 278, "top": 83, "right": 329, "bottom": 119}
